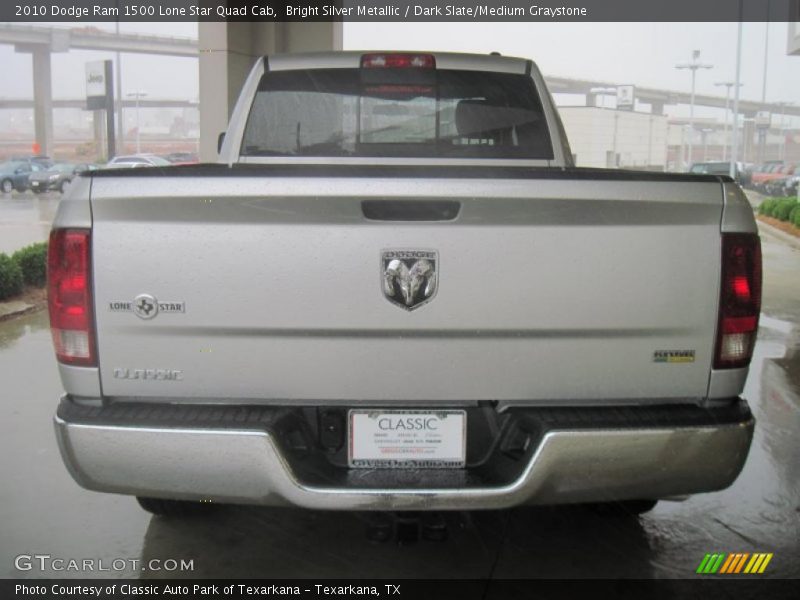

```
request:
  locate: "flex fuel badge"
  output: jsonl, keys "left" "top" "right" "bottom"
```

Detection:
{"left": 654, "top": 350, "right": 696, "bottom": 363}
{"left": 109, "top": 294, "right": 185, "bottom": 320}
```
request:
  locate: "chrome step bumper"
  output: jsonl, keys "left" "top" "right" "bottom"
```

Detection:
{"left": 54, "top": 400, "right": 754, "bottom": 511}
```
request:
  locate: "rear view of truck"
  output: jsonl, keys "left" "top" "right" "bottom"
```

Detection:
{"left": 49, "top": 52, "right": 761, "bottom": 515}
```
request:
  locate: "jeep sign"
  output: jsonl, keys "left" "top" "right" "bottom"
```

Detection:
{"left": 86, "top": 61, "right": 105, "bottom": 97}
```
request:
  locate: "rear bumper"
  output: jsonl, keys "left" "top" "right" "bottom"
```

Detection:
{"left": 54, "top": 398, "right": 754, "bottom": 511}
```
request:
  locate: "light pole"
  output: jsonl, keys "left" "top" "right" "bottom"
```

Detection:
{"left": 772, "top": 102, "right": 794, "bottom": 161}
{"left": 676, "top": 50, "right": 713, "bottom": 170}
{"left": 761, "top": 1, "right": 770, "bottom": 103}
{"left": 665, "top": 123, "right": 672, "bottom": 171}
{"left": 589, "top": 87, "right": 618, "bottom": 167}
{"left": 700, "top": 128, "right": 714, "bottom": 161}
{"left": 714, "top": 81, "right": 743, "bottom": 161}
{"left": 126, "top": 91, "right": 148, "bottom": 153}
{"left": 115, "top": 21, "right": 124, "bottom": 154}
{"left": 731, "top": 19, "right": 744, "bottom": 179}
{"left": 679, "top": 125, "right": 690, "bottom": 170}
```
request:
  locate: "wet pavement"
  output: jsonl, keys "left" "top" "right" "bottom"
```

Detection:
{"left": 0, "top": 196, "right": 798, "bottom": 581}
{"left": 0, "top": 191, "right": 60, "bottom": 254}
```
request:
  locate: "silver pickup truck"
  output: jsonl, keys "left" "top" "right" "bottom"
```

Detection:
{"left": 49, "top": 51, "right": 761, "bottom": 517}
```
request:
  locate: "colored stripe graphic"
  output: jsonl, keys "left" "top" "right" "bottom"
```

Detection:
{"left": 734, "top": 553, "right": 749, "bottom": 573}
{"left": 758, "top": 554, "right": 773, "bottom": 573}
{"left": 719, "top": 553, "right": 736, "bottom": 573}
{"left": 697, "top": 553, "right": 727, "bottom": 574}
{"left": 744, "top": 554, "right": 763, "bottom": 573}
{"left": 710, "top": 553, "right": 726, "bottom": 573}
{"left": 700, "top": 552, "right": 774, "bottom": 575}
{"left": 720, "top": 553, "right": 739, "bottom": 574}
{"left": 696, "top": 554, "right": 712, "bottom": 574}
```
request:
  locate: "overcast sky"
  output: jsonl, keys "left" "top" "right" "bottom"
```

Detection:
{"left": 345, "top": 22, "right": 800, "bottom": 117}
{"left": 0, "top": 21, "right": 797, "bottom": 121}
{"left": 0, "top": 22, "right": 198, "bottom": 100}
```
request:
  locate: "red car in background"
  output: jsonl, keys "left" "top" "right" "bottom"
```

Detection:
{"left": 749, "top": 163, "right": 795, "bottom": 194}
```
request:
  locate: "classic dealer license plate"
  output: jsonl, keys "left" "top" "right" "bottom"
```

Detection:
{"left": 348, "top": 410, "right": 466, "bottom": 469}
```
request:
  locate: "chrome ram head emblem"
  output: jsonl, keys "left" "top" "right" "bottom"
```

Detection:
{"left": 381, "top": 249, "right": 438, "bottom": 311}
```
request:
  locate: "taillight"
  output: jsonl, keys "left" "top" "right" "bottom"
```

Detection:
{"left": 361, "top": 53, "right": 436, "bottom": 69}
{"left": 714, "top": 233, "right": 761, "bottom": 369}
{"left": 47, "top": 229, "right": 95, "bottom": 366}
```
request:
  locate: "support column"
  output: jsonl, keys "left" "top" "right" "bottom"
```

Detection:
{"left": 115, "top": 21, "right": 125, "bottom": 155}
{"left": 198, "top": 22, "right": 343, "bottom": 162}
{"left": 93, "top": 110, "right": 105, "bottom": 155}
{"left": 16, "top": 44, "right": 54, "bottom": 157}
{"left": 115, "top": 54, "right": 124, "bottom": 154}
{"left": 742, "top": 118, "right": 756, "bottom": 164}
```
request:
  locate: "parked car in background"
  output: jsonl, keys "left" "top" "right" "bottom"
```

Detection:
{"left": 0, "top": 159, "right": 50, "bottom": 193}
{"left": 749, "top": 163, "right": 788, "bottom": 193}
{"left": 163, "top": 151, "right": 199, "bottom": 165}
{"left": 105, "top": 154, "right": 172, "bottom": 169}
{"left": 766, "top": 165, "right": 799, "bottom": 197}
{"left": 738, "top": 163, "right": 755, "bottom": 187}
{"left": 785, "top": 174, "right": 800, "bottom": 197}
{"left": 689, "top": 161, "right": 742, "bottom": 183}
{"left": 28, "top": 162, "right": 98, "bottom": 194}
{"left": 10, "top": 155, "right": 54, "bottom": 168}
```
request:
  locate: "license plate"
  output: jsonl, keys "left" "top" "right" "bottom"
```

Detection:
{"left": 348, "top": 410, "right": 466, "bottom": 469}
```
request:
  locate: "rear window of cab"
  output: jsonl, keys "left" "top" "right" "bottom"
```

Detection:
{"left": 242, "top": 67, "right": 554, "bottom": 160}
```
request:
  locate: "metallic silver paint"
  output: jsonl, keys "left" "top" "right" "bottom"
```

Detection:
{"left": 89, "top": 176, "right": 721, "bottom": 203}
{"left": 721, "top": 182, "right": 759, "bottom": 234}
{"left": 89, "top": 176, "right": 725, "bottom": 402}
{"left": 528, "top": 60, "right": 567, "bottom": 167}
{"left": 267, "top": 51, "right": 530, "bottom": 75}
{"left": 51, "top": 175, "right": 92, "bottom": 229}
{"left": 708, "top": 368, "right": 751, "bottom": 400}
{"left": 54, "top": 415, "right": 754, "bottom": 510}
{"left": 220, "top": 56, "right": 264, "bottom": 166}
{"left": 57, "top": 364, "right": 102, "bottom": 399}
{"left": 50, "top": 52, "right": 757, "bottom": 508}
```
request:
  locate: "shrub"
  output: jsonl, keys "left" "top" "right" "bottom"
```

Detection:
{"left": 792, "top": 205, "right": 800, "bottom": 228}
{"left": 758, "top": 198, "right": 777, "bottom": 216}
{"left": 773, "top": 198, "right": 798, "bottom": 222}
{"left": 0, "top": 253, "right": 24, "bottom": 300}
{"left": 12, "top": 242, "right": 48, "bottom": 287}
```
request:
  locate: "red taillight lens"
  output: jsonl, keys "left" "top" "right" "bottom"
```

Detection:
{"left": 714, "top": 233, "right": 761, "bottom": 369}
{"left": 360, "top": 53, "right": 436, "bottom": 69}
{"left": 47, "top": 229, "right": 95, "bottom": 366}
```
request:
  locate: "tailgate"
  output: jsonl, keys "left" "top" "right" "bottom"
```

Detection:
{"left": 90, "top": 172, "right": 722, "bottom": 404}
